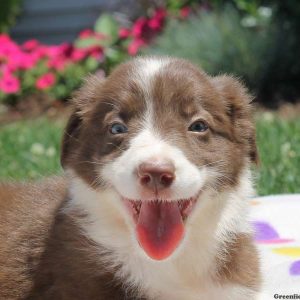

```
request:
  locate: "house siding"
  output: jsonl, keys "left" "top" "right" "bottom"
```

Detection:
{"left": 11, "top": 0, "right": 141, "bottom": 44}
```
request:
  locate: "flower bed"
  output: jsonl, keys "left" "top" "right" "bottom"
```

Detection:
{"left": 1, "top": 0, "right": 300, "bottom": 107}
{"left": 0, "top": 2, "right": 192, "bottom": 105}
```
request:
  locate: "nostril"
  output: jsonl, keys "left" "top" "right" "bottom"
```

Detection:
{"left": 140, "top": 174, "right": 151, "bottom": 186}
{"left": 160, "top": 173, "right": 174, "bottom": 187}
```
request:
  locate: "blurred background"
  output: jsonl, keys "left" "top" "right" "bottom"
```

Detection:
{"left": 0, "top": 0, "right": 299, "bottom": 195}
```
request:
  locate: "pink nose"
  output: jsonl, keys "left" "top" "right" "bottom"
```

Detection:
{"left": 137, "top": 159, "right": 175, "bottom": 191}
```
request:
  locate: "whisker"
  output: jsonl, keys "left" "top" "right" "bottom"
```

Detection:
{"left": 75, "top": 160, "right": 107, "bottom": 166}
{"left": 201, "top": 160, "right": 226, "bottom": 168}
{"left": 107, "top": 142, "right": 126, "bottom": 153}
{"left": 63, "top": 131, "right": 80, "bottom": 142}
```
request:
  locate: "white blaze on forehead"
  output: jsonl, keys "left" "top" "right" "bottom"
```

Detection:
{"left": 133, "top": 57, "right": 170, "bottom": 96}
{"left": 132, "top": 57, "right": 172, "bottom": 132}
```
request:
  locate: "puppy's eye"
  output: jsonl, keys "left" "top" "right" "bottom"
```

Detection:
{"left": 189, "top": 120, "right": 208, "bottom": 132}
{"left": 110, "top": 123, "right": 128, "bottom": 134}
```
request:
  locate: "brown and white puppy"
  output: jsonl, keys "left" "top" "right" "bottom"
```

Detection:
{"left": 0, "top": 56, "right": 261, "bottom": 299}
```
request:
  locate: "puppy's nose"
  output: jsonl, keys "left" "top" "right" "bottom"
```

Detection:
{"left": 138, "top": 159, "right": 175, "bottom": 191}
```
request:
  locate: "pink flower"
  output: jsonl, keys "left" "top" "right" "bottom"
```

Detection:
{"left": 180, "top": 7, "right": 191, "bottom": 18}
{"left": 48, "top": 59, "right": 67, "bottom": 71}
{"left": 21, "top": 54, "right": 38, "bottom": 69}
{"left": 148, "top": 18, "right": 162, "bottom": 30}
{"left": 79, "top": 29, "right": 93, "bottom": 39}
{"left": 33, "top": 46, "right": 49, "bottom": 60}
{"left": 154, "top": 8, "right": 167, "bottom": 19}
{"left": 0, "top": 38, "right": 19, "bottom": 57}
{"left": 119, "top": 28, "right": 131, "bottom": 39}
{"left": 60, "top": 43, "right": 73, "bottom": 57}
{"left": 89, "top": 46, "right": 103, "bottom": 60}
{"left": 71, "top": 48, "right": 87, "bottom": 62}
{"left": 149, "top": 8, "right": 166, "bottom": 31}
{"left": 128, "top": 39, "right": 146, "bottom": 56}
{"left": 8, "top": 52, "right": 37, "bottom": 70}
{"left": 0, "top": 73, "right": 20, "bottom": 94}
{"left": 0, "top": 34, "right": 11, "bottom": 44}
{"left": 36, "top": 73, "right": 56, "bottom": 90}
{"left": 132, "top": 17, "right": 148, "bottom": 38}
{"left": 46, "top": 45, "right": 63, "bottom": 58}
{"left": 22, "top": 39, "right": 39, "bottom": 51}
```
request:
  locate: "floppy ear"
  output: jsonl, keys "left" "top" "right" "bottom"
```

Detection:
{"left": 60, "top": 109, "right": 82, "bottom": 168}
{"left": 211, "top": 75, "right": 259, "bottom": 165}
{"left": 60, "top": 74, "right": 105, "bottom": 168}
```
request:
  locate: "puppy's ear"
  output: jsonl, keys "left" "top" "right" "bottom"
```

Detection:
{"left": 211, "top": 75, "right": 259, "bottom": 165}
{"left": 61, "top": 74, "right": 105, "bottom": 168}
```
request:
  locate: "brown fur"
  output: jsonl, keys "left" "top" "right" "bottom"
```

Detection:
{"left": 62, "top": 58, "right": 257, "bottom": 192}
{"left": 0, "top": 178, "right": 66, "bottom": 299}
{"left": 0, "top": 57, "right": 260, "bottom": 299}
{"left": 0, "top": 179, "right": 142, "bottom": 299}
{"left": 216, "top": 234, "right": 261, "bottom": 291}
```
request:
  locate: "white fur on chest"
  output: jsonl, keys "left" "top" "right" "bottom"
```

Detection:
{"left": 64, "top": 171, "right": 255, "bottom": 300}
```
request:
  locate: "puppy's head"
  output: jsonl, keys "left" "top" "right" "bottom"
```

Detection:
{"left": 61, "top": 57, "right": 257, "bottom": 261}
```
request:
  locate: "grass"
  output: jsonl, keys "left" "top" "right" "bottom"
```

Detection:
{"left": 255, "top": 113, "right": 300, "bottom": 195}
{"left": 0, "top": 114, "right": 299, "bottom": 196}
{"left": 0, "top": 118, "right": 64, "bottom": 180}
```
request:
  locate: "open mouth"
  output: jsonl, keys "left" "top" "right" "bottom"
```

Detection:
{"left": 123, "top": 196, "right": 198, "bottom": 261}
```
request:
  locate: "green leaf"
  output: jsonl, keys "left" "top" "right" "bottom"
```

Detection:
{"left": 75, "top": 37, "right": 100, "bottom": 48}
{"left": 105, "top": 47, "right": 127, "bottom": 66}
{"left": 94, "top": 14, "right": 119, "bottom": 45}
{"left": 85, "top": 57, "right": 99, "bottom": 71}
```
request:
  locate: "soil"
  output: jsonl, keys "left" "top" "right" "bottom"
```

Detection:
{"left": 0, "top": 95, "right": 72, "bottom": 126}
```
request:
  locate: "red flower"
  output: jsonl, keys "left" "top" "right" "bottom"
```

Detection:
{"left": 128, "top": 39, "right": 146, "bottom": 56}
{"left": 154, "top": 8, "right": 167, "bottom": 19}
{"left": 148, "top": 18, "right": 162, "bottom": 31}
{"left": 0, "top": 73, "right": 20, "bottom": 94}
{"left": 119, "top": 28, "right": 131, "bottom": 39}
{"left": 88, "top": 46, "right": 103, "bottom": 60}
{"left": 180, "top": 7, "right": 191, "bottom": 19}
{"left": 132, "top": 17, "right": 148, "bottom": 38}
{"left": 36, "top": 73, "right": 56, "bottom": 90}
{"left": 149, "top": 8, "right": 167, "bottom": 30}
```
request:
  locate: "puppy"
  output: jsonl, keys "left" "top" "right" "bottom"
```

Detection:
{"left": 0, "top": 56, "right": 261, "bottom": 299}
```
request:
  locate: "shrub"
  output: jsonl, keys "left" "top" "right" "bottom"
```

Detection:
{"left": 0, "top": 8, "right": 167, "bottom": 104}
{"left": 258, "top": 0, "right": 300, "bottom": 105}
{"left": 0, "top": 0, "right": 21, "bottom": 32}
{"left": 1, "top": 1, "right": 300, "bottom": 107}
{"left": 146, "top": 5, "right": 277, "bottom": 98}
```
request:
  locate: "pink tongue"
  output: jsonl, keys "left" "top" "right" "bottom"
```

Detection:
{"left": 136, "top": 201, "right": 184, "bottom": 260}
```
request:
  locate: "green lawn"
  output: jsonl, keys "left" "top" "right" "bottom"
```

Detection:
{"left": 0, "top": 118, "right": 64, "bottom": 180}
{"left": 0, "top": 114, "right": 299, "bottom": 196}
{"left": 255, "top": 113, "right": 300, "bottom": 195}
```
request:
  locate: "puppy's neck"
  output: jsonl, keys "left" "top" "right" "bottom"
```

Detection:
{"left": 64, "top": 170, "right": 254, "bottom": 299}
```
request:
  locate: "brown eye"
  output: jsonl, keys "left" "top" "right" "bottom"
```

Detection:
{"left": 188, "top": 120, "right": 208, "bottom": 132}
{"left": 110, "top": 123, "right": 128, "bottom": 134}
